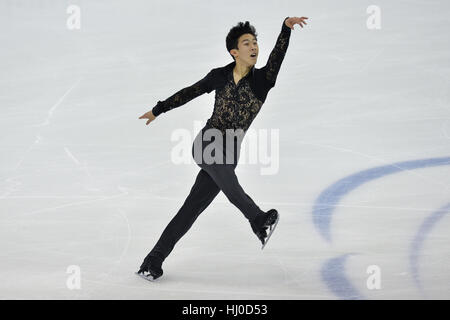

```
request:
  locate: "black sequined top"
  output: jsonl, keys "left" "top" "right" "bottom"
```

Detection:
{"left": 152, "top": 17, "right": 292, "bottom": 134}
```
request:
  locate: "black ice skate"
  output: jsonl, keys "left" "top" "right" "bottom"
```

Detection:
{"left": 251, "top": 209, "right": 280, "bottom": 250}
{"left": 136, "top": 254, "right": 164, "bottom": 281}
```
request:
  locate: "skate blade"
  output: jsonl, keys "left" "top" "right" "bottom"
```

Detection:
{"left": 261, "top": 214, "right": 279, "bottom": 250}
{"left": 135, "top": 271, "right": 158, "bottom": 282}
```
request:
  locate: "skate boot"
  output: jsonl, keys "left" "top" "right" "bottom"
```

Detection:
{"left": 136, "top": 254, "right": 164, "bottom": 281}
{"left": 251, "top": 209, "right": 280, "bottom": 249}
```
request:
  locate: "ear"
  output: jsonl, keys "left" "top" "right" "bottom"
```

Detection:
{"left": 230, "top": 48, "right": 238, "bottom": 58}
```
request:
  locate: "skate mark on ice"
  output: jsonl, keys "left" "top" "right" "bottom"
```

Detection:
{"left": 2, "top": 80, "right": 81, "bottom": 197}
{"left": 409, "top": 201, "right": 450, "bottom": 297}
{"left": 9, "top": 135, "right": 42, "bottom": 173}
{"left": 312, "top": 156, "right": 450, "bottom": 243}
{"left": 15, "top": 186, "right": 129, "bottom": 218}
{"left": 64, "top": 146, "right": 101, "bottom": 192}
{"left": 32, "top": 79, "right": 81, "bottom": 127}
{"left": 114, "top": 208, "right": 132, "bottom": 266}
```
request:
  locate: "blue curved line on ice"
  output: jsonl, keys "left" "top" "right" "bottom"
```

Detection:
{"left": 321, "top": 253, "right": 364, "bottom": 300}
{"left": 312, "top": 156, "right": 450, "bottom": 243}
{"left": 409, "top": 202, "right": 450, "bottom": 297}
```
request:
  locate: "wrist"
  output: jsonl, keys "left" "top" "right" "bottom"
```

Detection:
{"left": 152, "top": 101, "right": 164, "bottom": 117}
{"left": 282, "top": 16, "right": 291, "bottom": 32}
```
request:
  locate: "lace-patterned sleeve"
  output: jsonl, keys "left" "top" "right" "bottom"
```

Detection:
{"left": 263, "top": 17, "right": 292, "bottom": 87}
{"left": 152, "top": 70, "right": 215, "bottom": 116}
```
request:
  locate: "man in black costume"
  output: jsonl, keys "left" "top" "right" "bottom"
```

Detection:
{"left": 138, "top": 16, "right": 308, "bottom": 280}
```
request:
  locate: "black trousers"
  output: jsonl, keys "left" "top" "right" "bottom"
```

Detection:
{"left": 148, "top": 124, "right": 265, "bottom": 261}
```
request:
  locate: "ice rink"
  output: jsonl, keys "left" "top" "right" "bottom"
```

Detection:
{"left": 1, "top": 0, "right": 449, "bottom": 299}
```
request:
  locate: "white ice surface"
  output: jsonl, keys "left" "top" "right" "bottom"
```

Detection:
{"left": 1, "top": 0, "right": 449, "bottom": 299}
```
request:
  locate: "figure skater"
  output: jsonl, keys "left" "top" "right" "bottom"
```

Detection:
{"left": 137, "top": 16, "right": 308, "bottom": 280}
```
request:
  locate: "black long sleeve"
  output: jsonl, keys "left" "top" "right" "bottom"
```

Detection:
{"left": 152, "top": 17, "right": 292, "bottom": 125}
{"left": 152, "top": 71, "right": 214, "bottom": 117}
{"left": 263, "top": 16, "right": 292, "bottom": 87}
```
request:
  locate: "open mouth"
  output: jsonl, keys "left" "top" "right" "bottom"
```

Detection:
{"left": 250, "top": 53, "right": 257, "bottom": 58}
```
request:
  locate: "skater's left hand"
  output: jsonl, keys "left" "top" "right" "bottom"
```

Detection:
{"left": 285, "top": 16, "right": 309, "bottom": 30}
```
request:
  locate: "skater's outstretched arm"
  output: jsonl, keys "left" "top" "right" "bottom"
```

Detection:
{"left": 263, "top": 16, "right": 308, "bottom": 88}
{"left": 139, "top": 70, "right": 215, "bottom": 125}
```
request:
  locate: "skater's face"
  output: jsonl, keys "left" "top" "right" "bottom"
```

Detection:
{"left": 230, "top": 33, "right": 259, "bottom": 66}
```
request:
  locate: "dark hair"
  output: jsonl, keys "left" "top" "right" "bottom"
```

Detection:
{"left": 226, "top": 21, "right": 258, "bottom": 61}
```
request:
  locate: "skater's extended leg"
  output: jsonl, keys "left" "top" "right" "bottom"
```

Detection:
{"left": 148, "top": 168, "right": 220, "bottom": 261}
{"left": 200, "top": 163, "right": 265, "bottom": 222}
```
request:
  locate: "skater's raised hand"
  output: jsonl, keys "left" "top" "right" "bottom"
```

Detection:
{"left": 139, "top": 110, "right": 156, "bottom": 126}
{"left": 285, "top": 16, "right": 308, "bottom": 30}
